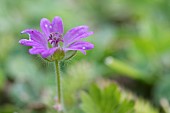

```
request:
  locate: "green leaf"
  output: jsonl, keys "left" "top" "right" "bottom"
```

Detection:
{"left": 0, "top": 69, "right": 5, "bottom": 90}
{"left": 105, "top": 56, "right": 154, "bottom": 84}
{"left": 135, "top": 98, "right": 159, "bottom": 113}
{"left": 81, "top": 83, "right": 134, "bottom": 113}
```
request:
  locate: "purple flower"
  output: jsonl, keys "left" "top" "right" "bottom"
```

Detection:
{"left": 19, "top": 16, "right": 94, "bottom": 58}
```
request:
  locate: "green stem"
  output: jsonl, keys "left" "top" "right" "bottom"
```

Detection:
{"left": 55, "top": 60, "right": 62, "bottom": 109}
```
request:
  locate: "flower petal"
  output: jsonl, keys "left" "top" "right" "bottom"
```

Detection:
{"left": 29, "top": 47, "right": 57, "bottom": 58}
{"left": 52, "top": 16, "right": 64, "bottom": 34}
{"left": 20, "top": 29, "right": 56, "bottom": 58}
{"left": 29, "top": 47, "right": 45, "bottom": 54}
{"left": 19, "top": 39, "right": 38, "bottom": 46}
{"left": 40, "top": 18, "right": 52, "bottom": 38}
{"left": 64, "top": 41, "right": 94, "bottom": 54}
{"left": 21, "top": 29, "right": 47, "bottom": 48}
{"left": 63, "top": 25, "right": 93, "bottom": 47}
{"left": 40, "top": 47, "right": 58, "bottom": 58}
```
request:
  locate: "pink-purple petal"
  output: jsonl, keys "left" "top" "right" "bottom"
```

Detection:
{"left": 52, "top": 16, "right": 64, "bottom": 34}
{"left": 64, "top": 41, "right": 94, "bottom": 54}
{"left": 40, "top": 47, "right": 58, "bottom": 58}
{"left": 75, "top": 31, "right": 93, "bottom": 39}
{"left": 63, "top": 26, "right": 93, "bottom": 47}
{"left": 29, "top": 48, "right": 44, "bottom": 55}
{"left": 19, "top": 39, "right": 37, "bottom": 46}
{"left": 21, "top": 29, "right": 47, "bottom": 48}
{"left": 64, "top": 26, "right": 88, "bottom": 41}
{"left": 40, "top": 18, "right": 52, "bottom": 38}
{"left": 29, "top": 47, "right": 57, "bottom": 58}
{"left": 20, "top": 28, "right": 56, "bottom": 58}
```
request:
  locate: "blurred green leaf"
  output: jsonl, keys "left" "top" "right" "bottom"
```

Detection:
{"left": 135, "top": 98, "right": 159, "bottom": 113}
{"left": 81, "top": 83, "right": 134, "bottom": 113}
{"left": 154, "top": 75, "right": 170, "bottom": 105}
{"left": 0, "top": 105, "right": 18, "bottom": 113}
{"left": 6, "top": 55, "right": 38, "bottom": 80}
{"left": 0, "top": 69, "right": 5, "bottom": 90}
{"left": 105, "top": 56, "right": 154, "bottom": 84}
{"left": 62, "top": 60, "right": 96, "bottom": 111}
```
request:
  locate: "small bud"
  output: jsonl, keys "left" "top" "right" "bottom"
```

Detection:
{"left": 53, "top": 103, "right": 63, "bottom": 111}
{"left": 52, "top": 48, "right": 65, "bottom": 61}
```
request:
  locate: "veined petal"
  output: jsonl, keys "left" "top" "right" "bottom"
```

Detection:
{"left": 29, "top": 47, "right": 45, "bottom": 54}
{"left": 52, "top": 16, "right": 64, "bottom": 34}
{"left": 21, "top": 29, "right": 48, "bottom": 48}
{"left": 64, "top": 41, "right": 94, "bottom": 54}
{"left": 63, "top": 25, "right": 93, "bottom": 47}
{"left": 20, "top": 29, "right": 55, "bottom": 58}
{"left": 19, "top": 39, "right": 38, "bottom": 46}
{"left": 40, "top": 18, "right": 52, "bottom": 38}
{"left": 41, "top": 47, "right": 58, "bottom": 58}
{"left": 29, "top": 47, "right": 57, "bottom": 58}
{"left": 63, "top": 26, "right": 88, "bottom": 43}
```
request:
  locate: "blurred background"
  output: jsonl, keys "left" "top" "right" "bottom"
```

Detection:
{"left": 1, "top": 0, "right": 170, "bottom": 113}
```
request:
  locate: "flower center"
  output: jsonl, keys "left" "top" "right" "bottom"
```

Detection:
{"left": 48, "top": 32, "right": 63, "bottom": 47}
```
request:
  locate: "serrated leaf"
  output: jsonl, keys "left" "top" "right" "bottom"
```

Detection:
{"left": 81, "top": 84, "right": 134, "bottom": 113}
{"left": 89, "top": 84, "right": 101, "bottom": 105}
{"left": 81, "top": 91, "right": 102, "bottom": 113}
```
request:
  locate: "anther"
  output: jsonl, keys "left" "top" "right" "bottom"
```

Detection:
{"left": 48, "top": 32, "right": 63, "bottom": 47}
{"left": 51, "top": 40, "right": 55, "bottom": 44}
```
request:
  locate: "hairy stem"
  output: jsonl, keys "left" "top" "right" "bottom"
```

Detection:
{"left": 55, "top": 60, "right": 63, "bottom": 112}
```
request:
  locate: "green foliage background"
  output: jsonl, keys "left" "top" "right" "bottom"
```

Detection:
{"left": 0, "top": 0, "right": 170, "bottom": 113}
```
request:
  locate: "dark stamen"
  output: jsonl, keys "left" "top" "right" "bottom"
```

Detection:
{"left": 48, "top": 32, "right": 63, "bottom": 47}
{"left": 51, "top": 40, "right": 55, "bottom": 44}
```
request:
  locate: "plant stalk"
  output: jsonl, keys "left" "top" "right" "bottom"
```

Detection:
{"left": 55, "top": 60, "right": 63, "bottom": 112}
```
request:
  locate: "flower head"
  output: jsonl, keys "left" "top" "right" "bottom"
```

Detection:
{"left": 19, "top": 16, "right": 94, "bottom": 60}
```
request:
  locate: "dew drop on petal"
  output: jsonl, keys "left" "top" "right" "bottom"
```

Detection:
{"left": 45, "top": 24, "right": 48, "bottom": 28}
{"left": 49, "top": 25, "right": 52, "bottom": 28}
{"left": 82, "top": 46, "right": 86, "bottom": 50}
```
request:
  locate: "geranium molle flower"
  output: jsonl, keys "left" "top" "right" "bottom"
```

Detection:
{"left": 19, "top": 16, "right": 94, "bottom": 59}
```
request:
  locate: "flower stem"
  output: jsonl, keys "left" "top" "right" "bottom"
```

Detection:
{"left": 55, "top": 60, "right": 63, "bottom": 112}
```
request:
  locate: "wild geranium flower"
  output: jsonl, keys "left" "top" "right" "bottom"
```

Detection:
{"left": 19, "top": 16, "right": 94, "bottom": 60}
